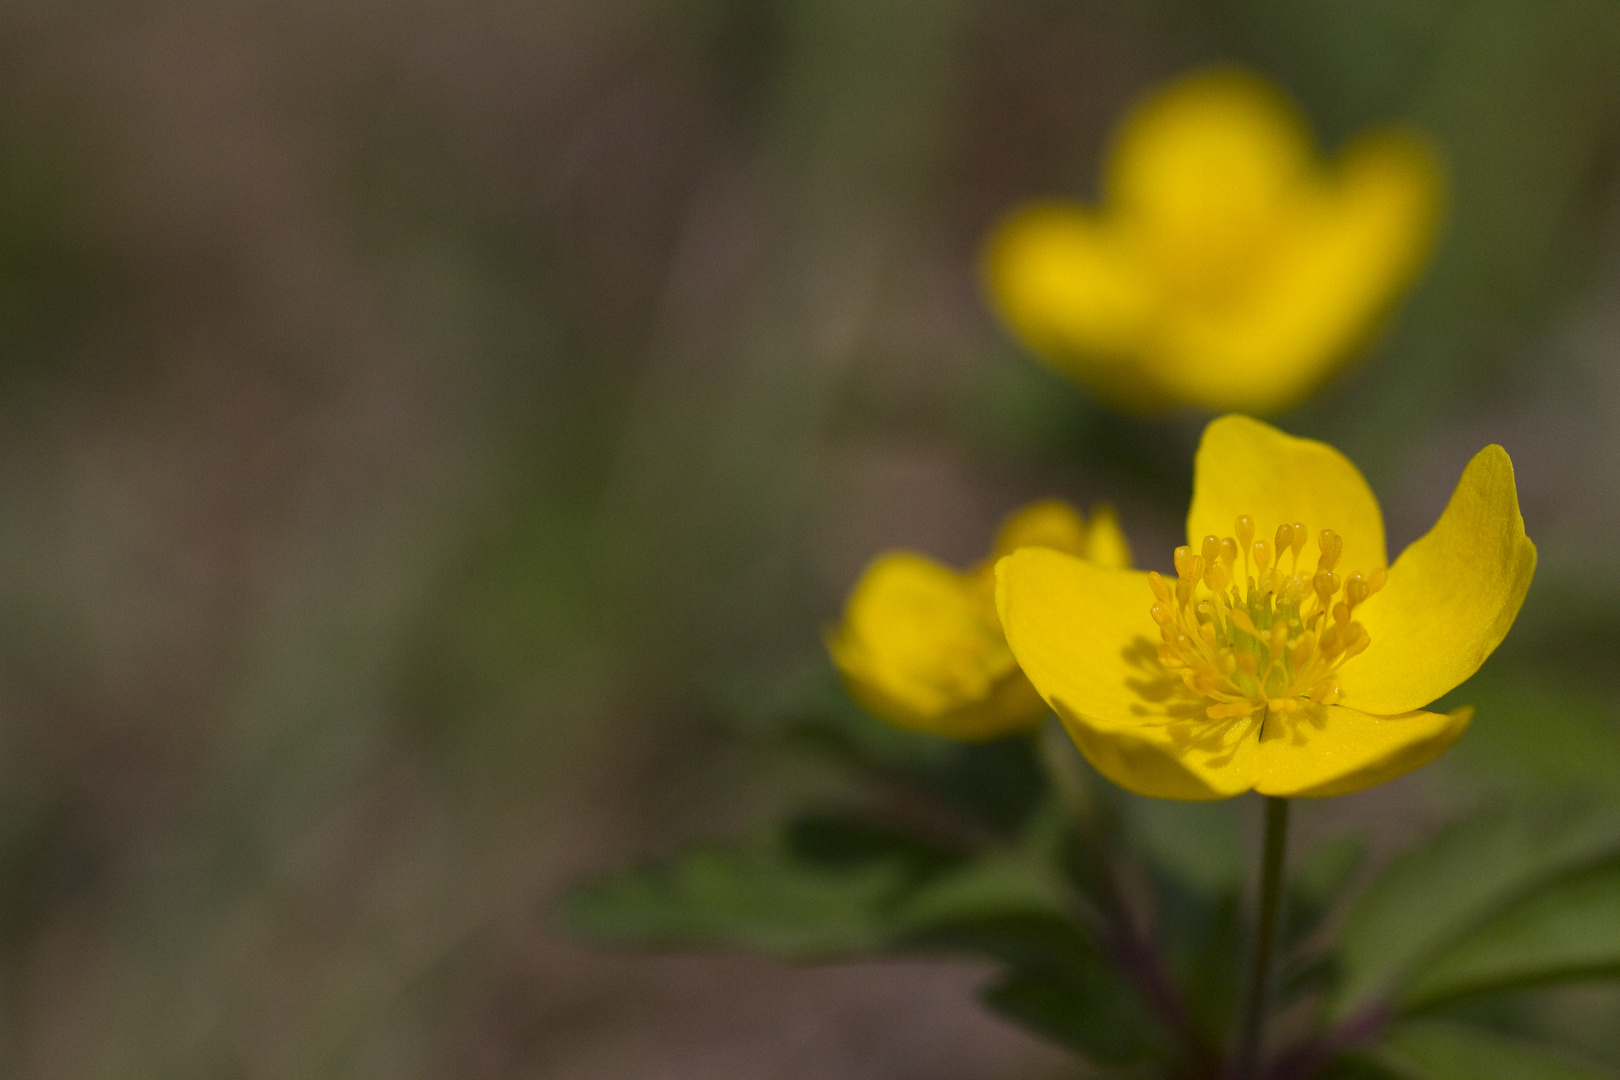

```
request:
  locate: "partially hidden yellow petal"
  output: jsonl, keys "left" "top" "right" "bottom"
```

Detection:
{"left": 1255, "top": 704, "right": 1472, "bottom": 798}
{"left": 982, "top": 203, "right": 1164, "bottom": 406}
{"left": 996, "top": 546, "right": 1257, "bottom": 799}
{"left": 829, "top": 552, "right": 1042, "bottom": 740}
{"left": 1082, "top": 504, "right": 1133, "bottom": 570}
{"left": 1107, "top": 68, "right": 1311, "bottom": 249}
{"left": 991, "top": 498, "right": 1090, "bottom": 560}
{"left": 1144, "top": 131, "right": 1444, "bottom": 414}
{"left": 1186, "top": 414, "right": 1386, "bottom": 572}
{"left": 1343, "top": 445, "right": 1537, "bottom": 714}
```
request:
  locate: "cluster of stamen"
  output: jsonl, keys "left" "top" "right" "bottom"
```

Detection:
{"left": 1149, "top": 516, "right": 1386, "bottom": 722}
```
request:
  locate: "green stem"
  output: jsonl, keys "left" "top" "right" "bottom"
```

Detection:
{"left": 1039, "top": 724, "right": 1219, "bottom": 1077}
{"left": 1234, "top": 796, "right": 1289, "bottom": 1079}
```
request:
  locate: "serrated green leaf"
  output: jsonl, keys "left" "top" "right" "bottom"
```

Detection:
{"left": 899, "top": 911, "right": 1097, "bottom": 977}
{"left": 784, "top": 809, "right": 961, "bottom": 877}
{"left": 720, "top": 663, "right": 1046, "bottom": 835}
{"left": 891, "top": 849, "right": 1073, "bottom": 932}
{"left": 1374, "top": 1018, "right": 1614, "bottom": 1080}
{"left": 1332, "top": 805, "right": 1620, "bottom": 1018}
{"left": 1401, "top": 863, "right": 1620, "bottom": 1009}
{"left": 559, "top": 841, "right": 905, "bottom": 960}
{"left": 981, "top": 963, "right": 1168, "bottom": 1068}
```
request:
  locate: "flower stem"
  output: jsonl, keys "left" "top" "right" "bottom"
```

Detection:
{"left": 1039, "top": 724, "right": 1219, "bottom": 1077}
{"left": 1234, "top": 796, "right": 1289, "bottom": 1079}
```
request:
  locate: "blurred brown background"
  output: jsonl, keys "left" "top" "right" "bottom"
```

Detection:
{"left": 0, "top": 1, "right": 1615, "bottom": 1076}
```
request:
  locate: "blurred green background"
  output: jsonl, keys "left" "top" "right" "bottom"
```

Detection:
{"left": 0, "top": 0, "right": 1616, "bottom": 1076}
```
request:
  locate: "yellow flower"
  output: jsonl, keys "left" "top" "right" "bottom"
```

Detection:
{"left": 984, "top": 68, "right": 1444, "bottom": 414}
{"left": 830, "top": 499, "right": 1131, "bottom": 741}
{"left": 995, "top": 416, "right": 1535, "bottom": 799}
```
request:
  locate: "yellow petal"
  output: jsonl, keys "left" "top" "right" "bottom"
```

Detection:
{"left": 828, "top": 552, "right": 1042, "bottom": 741}
{"left": 1082, "top": 503, "right": 1133, "bottom": 571}
{"left": 1186, "top": 414, "right": 1386, "bottom": 572}
{"left": 1343, "top": 445, "right": 1537, "bottom": 714}
{"left": 1255, "top": 704, "right": 1472, "bottom": 798}
{"left": 1146, "top": 131, "right": 1444, "bottom": 414}
{"left": 990, "top": 498, "right": 1090, "bottom": 560}
{"left": 996, "top": 546, "right": 1257, "bottom": 799}
{"left": 1107, "top": 67, "right": 1312, "bottom": 275}
{"left": 981, "top": 202, "right": 1164, "bottom": 406}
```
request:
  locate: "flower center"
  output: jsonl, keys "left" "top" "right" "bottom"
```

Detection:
{"left": 1148, "top": 515, "right": 1385, "bottom": 722}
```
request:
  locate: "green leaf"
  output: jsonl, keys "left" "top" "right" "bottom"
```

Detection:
{"left": 886, "top": 835, "right": 1169, "bottom": 1067}
{"left": 892, "top": 849, "right": 1073, "bottom": 932}
{"left": 784, "top": 809, "right": 961, "bottom": 878}
{"left": 721, "top": 663, "right": 1046, "bottom": 835}
{"left": 1401, "top": 862, "right": 1620, "bottom": 1009}
{"left": 558, "top": 840, "right": 906, "bottom": 960}
{"left": 1331, "top": 804, "right": 1620, "bottom": 1018}
{"left": 1373, "top": 1018, "right": 1614, "bottom": 1080}
{"left": 981, "top": 961, "right": 1168, "bottom": 1068}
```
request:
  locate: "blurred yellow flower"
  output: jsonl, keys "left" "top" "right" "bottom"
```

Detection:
{"left": 830, "top": 499, "right": 1131, "bottom": 741}
{"left": 996, "top": 416, "right": 1535, "bottom": 799}
{"left": 984, "top": 69, "right": 1444, "bottom": 414}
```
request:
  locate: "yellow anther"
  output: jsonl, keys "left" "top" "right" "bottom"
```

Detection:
{"left": 1200, "top": 623, "right": 1219, "bottom": 649}
{"left": 1150, "top": 602, "right": 1172, "bottom": 626}
{"left": 1174, "top": 546, "right": 1196, "bottom": 578}
{"left": 1219, "top": 537, "right": 1239, "bottom": 567}
{"left": 1342, "top": 623, "right": 1370, "bottom": 660}
{"left": 1317, "top": 529, "right": 1342, "bottom": 572}
{"left": 1158, "top": 643, "right": 1183, "bottom": 668}
{"left": 1345, "top": 572, "right": 1369, "bottom": 608}
{"left": 1207, "top": 700, "right": 1256, "bottom": 720}
{"left": 1270, "top": 623, "right": 1289, "bottom": 656}
{"left": 1290, "top": 632, "right": 1316, "bottom": 670}
{"left": 1319, "top": 623, "right": 1342, "bottom": 657}
{"left": 1176, "top": 577, "right": 1194, "bottom": 606}
{"left": 1218, "top": 650, "right": 1237, "bottom": 675}
{"left": 1236, "top": 515, "right": 1255, "bottom": 550}
{"left": 1236, "top": 652, "right": 1259, "bottom": 676}
{"left": 1253, "top": 539, "right": 1273, "bottom": 573}
{"left": 1309, "top": 679, "right": 1341, "bottom": 705}
{"left": 1367, "top": 567, "right": 1388, "bottom": 594}
{"left": 1148, "top": 571, "right": 1172, "bottom": 603}
{"left": 1228, "top": 609, "right": 1258, "bottom": 637}
{"left": 1290, "top": 522, "right": 1307, "bottom": 560}
{"left": 1274, "top": 523, "right": 1294, "bottom": 554}
{"left": 1313, "top": 570, "right": 1340, "bottom": 608}
{"left": 1333, "top": 601, "right": 1352, "bottom": 626}
{"left": 1204, "top": 561, "right": 1230, "bottom": 592}
{"left": 1267, "top": 697, "right": 1299, "bottom": 714}
{"left": 1202, "top": 535, "right": 1221, "bottom": 564}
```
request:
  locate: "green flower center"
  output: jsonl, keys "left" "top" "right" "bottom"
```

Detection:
{"left": 1149, "top": 515, "right": 1384, "bottom": 720}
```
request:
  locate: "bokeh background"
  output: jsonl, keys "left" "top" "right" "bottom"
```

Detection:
{"left": 0, "top": 1, "right": 1618, "bottom": 1076}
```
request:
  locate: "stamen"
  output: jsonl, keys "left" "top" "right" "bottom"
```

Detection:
{"left": 1151, "top": 514, "right": 1379, "bottom": 722}
{"left": 1253, "top": 538, "right": 1273, "bottom": 574}
{"left": 1148, "top": 571, "right": 1172, "bottom": 603}
{"left": 1317, "top": 530, "right": 1342, "bottom": 572}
